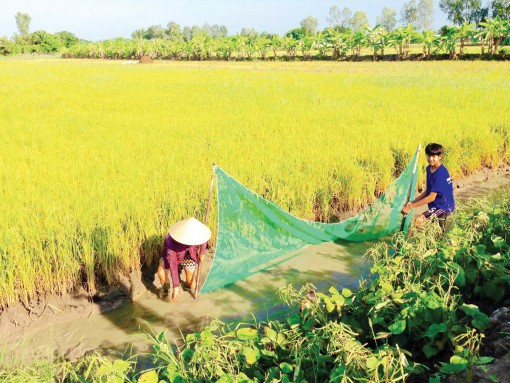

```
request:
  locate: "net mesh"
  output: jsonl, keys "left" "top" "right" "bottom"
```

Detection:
{"left": 201, "top": 151, "right": 419, "bottom": 293}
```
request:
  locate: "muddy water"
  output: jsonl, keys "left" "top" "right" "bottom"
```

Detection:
{"left": 5, "top": 241, "right": 373, "bottom": 361}
{"left": 3, "top": 170, "right": 509, "bottom": 363}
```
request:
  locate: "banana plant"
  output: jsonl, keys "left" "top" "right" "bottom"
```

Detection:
{"left": 479, "top": 17, "right": 508, "bottom": 55}
{"left": 389, "top": 24, "right": 414, "bottom": 59}
{"left": 456, "top": 22, "right": 477, "bottom": 57}
{"left": 347, "top": 29, "right": 367, "bottom": 59}
{"left": 300, "top": 35, "right": 315, "bottom": 60}
{"left": 365, "top": 24, "right": 386, "bottom": 61}
{"left": 325, "top": 29, "right": 349, "bottom": 60}
{"left": 282, "top": 35, "right": 298, "bottom": 60}
{"left": 439, "top": 26, "right": 459, "bottom": 60}
{"left": 255, "top": 36, "right": 271, "bottom": 60}
{"left": 269, "top": 34, "right": 281, "bottom": 60}
{"left": 420, "top": 30, "right": 440, "bottom": 59}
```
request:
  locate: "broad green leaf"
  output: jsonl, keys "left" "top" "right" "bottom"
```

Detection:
{"left": 237, "top": 327, "right": 258, "bottom": 341}
{"left": 380, "top": 281, "right": 393, "bottom": 294}
{"left": 113, "top": 359, "right": 131, "bottom": 374}
{"left": 424, "top": 323, "right": 448, "bottom": 337}
{"left": 488, "top": 373, "right": 500, "bottom": 382}
{"left": 216, "top": 374, "right": 235, "bottom": 383}
{"left": 287, "top": 313, "right": 300, "bottom": 327}
{"left": 237, "top": 372, "right": 253, "bottom": 383}
{"left": 448, "top": 261, "right": 465, "bottom": 286}
{"left": 279, "top": 362, "right": 293, "bottom": 374}
{"left": 374, "top": 300, "right": 390, "bottom": 310}
{"left": 366, "top": 357, "right": 379, "bottom": 369}
{"left": 389, "top": 319, "right": 406, "bottom": 335}
{"left": 264, "top": 327, "right": 287, "bottom": 345}
{"left": 423, "top": 342, "right": 439, "bottom": 359}
{"left": 261, "top": 349, "right": 276, "bottom": 358}
{"left": 165, "top": 363, "right": 182, "bottom": 381}
{"left": 181, "top": 349, "right": 194, "bottom": 362}
{"left": 472, "top": 313, "right": 490, "bottom": 330}
{"left": 460, "top": 303, "right": 480, "bottom": 317}
{"left": 324, "top": 296, "right": 335, "bottom": 313}
{"left": 333, "top": 294, "right": 345, "bottom": 307}
{"left": 342, "top": 288, "right": 353, "bottom": 297}
{"left": 242, "top": 346, "right": 261, "bottom": 365}
{"left": 491, "top": 235, "right": 506, "bottom": 249}
{"left": 137, "top": 370, "right": 159, "bottom": 383}
{"left": 477, "top": 356, "right": 494, "bottom": 365}
{"left": 374, "top": 331, "right": 391, "bottom": 339}
{"left": 440, "top": 356, "right": 468, "bottom": 374}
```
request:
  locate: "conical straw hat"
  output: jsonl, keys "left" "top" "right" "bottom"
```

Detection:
{"left": 169, "top": 217, "right": 211, "bottom": 246}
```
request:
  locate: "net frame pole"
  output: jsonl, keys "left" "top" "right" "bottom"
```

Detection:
{"left": 400, "top": 144, "right": 422, "bottom": 232}
{"left": 194, "top": 162, "right": 216, "bottom": 298}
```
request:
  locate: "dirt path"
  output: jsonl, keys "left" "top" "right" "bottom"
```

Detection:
{"left": 1, "top": 165, "right": 509, "bottom": 364}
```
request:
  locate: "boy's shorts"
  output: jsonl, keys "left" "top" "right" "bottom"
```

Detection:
{"left": 423, "top": 207, "right": 451, "bottom": 228}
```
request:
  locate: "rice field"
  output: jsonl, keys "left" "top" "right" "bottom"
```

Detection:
{"left": 0, "top": 59, "right": 509, "bottom": 308}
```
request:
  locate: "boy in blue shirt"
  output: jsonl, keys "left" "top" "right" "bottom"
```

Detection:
{"left": 401, "top": 143, "right": 455, "bottom": 229}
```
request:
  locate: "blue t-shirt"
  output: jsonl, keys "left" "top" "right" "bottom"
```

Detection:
{"left": 426, "top": 164, "right": 455, "bottom": 213}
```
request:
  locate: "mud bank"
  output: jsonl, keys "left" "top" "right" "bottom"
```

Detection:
{"left": 1, "top": 164, "right": 509, "bottom": 363}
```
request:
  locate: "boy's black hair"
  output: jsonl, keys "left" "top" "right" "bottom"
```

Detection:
{"left": 425, "top": 143, "right": 444, "bottom": 156}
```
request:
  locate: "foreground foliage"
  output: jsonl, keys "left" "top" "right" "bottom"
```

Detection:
{"left": 138, "top": 193, "right": 509, "bottom": 382}
{"left": 0, "top": 191, "right": 509, "bottom": 381}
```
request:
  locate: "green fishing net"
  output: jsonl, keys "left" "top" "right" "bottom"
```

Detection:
{"left": 201, "top": 151, "right": 419, "bottom": 293}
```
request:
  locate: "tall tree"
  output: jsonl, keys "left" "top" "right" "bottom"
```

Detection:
{"left": 300, "top": 15, "right": 318, "bottom": 35}
{"left": 183, "top": 26, "right": 192, "bottom": 41}
{"left": 417, "top": 0, "right": 435, "bottom": 30}
{"left": 15, "top": 12, "right": 31, "bottom": 35}
{"left": 167, "top": 21, "right": 183, "bottom": 41}
{"left": 327, "top": 5, "right": 341, "bottom": 27}
{"left": 56, "top": 31, "right": 78, "bottom": 48}
{"left": 377, "top": 7, "right": 398, "bottom": 31}
{"left": 340, "top": 7, "right": 353, "bottom": 28}
{"left": 439, "top": 0, "right": 482, "bottom": 25}
{"left": 349, "top": 10, "right": 369, "bottom": 32}
{"left": 131, "top": 28, "right": 146, "bottom": 40}
{"left": 400, "top": 0, "right": 419, "bottom": 26}
{"left": 145, "top": 25, "right": 166, "bottom": 39}
{"left": 491, "top": 0, "right": 510, "bottom": 19}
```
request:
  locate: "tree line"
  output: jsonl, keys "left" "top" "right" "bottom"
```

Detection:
{"left": 1, "top": 0, "right": 509, "bottom": 59}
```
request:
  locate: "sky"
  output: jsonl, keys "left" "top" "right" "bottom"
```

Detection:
{"left": 0, "top": 0, "right": 450, "bottom": 41}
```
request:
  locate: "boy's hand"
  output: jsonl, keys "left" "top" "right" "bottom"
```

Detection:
{"left": 401, "top": 203, "right": 412, "bottom": 215}
{"left": 172, "top": 286, "right": 180, "bottom": 303}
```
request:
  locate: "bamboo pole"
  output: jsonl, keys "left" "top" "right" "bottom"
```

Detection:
{"left": 400, "top": 145, "right": 422, "bottom": 233}
{"left": 194, "top": 163, "right": 216, "bottom": 299}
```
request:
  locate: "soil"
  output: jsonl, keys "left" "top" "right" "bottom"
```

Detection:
{"left": 1, "top": 163, "right": 509, "bottom": 379}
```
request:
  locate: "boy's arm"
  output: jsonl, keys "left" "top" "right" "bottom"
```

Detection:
{"left": 401, "top": 192, "right": 437, "bottom": 215}
{"left": 411, "top": 190, "right": 428, "bottom": 204}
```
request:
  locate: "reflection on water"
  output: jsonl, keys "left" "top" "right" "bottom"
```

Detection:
{"left": 1, "top": 240, "right": 372, "bottom": 362}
